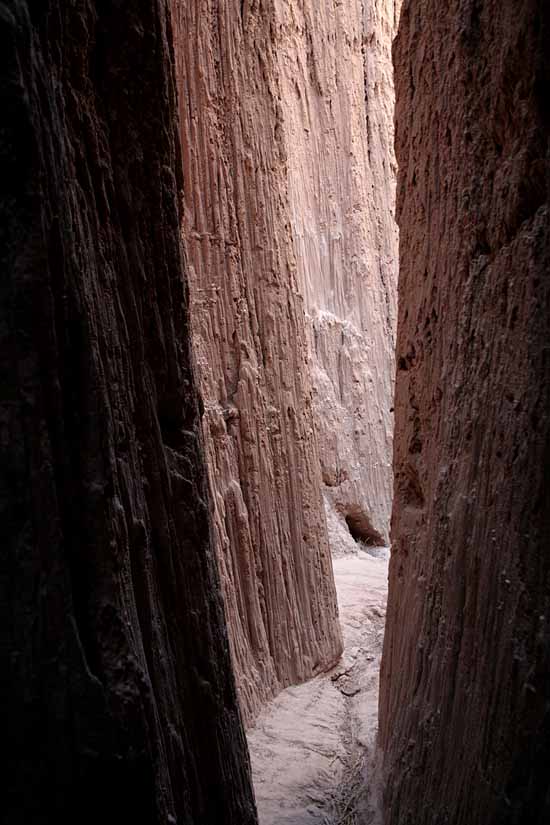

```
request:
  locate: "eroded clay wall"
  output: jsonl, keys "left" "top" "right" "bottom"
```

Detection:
{"left": 171, "top": 1, "right": 343, "bottom": 724}
{"left": 275, "top": 0, "right": 401, "bottom": 549}
{"left": 380, "top": 1, "right": 550, "bottom": 822}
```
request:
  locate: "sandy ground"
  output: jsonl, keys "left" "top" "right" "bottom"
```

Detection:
{"left": 247, "top": 550, "right": 389, "bottom": 824}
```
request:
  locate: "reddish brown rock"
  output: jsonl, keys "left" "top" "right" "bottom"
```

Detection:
{"left": 380, "top": 1, "right": 550, "bottom": 823}
{"left": 1, "top": 3, "right": 256, "bottom": 823}
{"left": 170, "top": 0, "right": 343, "bottom": 724}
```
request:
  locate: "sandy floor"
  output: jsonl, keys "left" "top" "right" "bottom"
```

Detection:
{"left": 247, "top": 550, "right": 389, "bottom": 824}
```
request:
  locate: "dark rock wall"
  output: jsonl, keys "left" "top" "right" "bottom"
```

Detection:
{"left": 380, "top": 1, "right": 550, "bottom": 823}
{"left": 1, "top": 2, "right": 256, "bottom": 823}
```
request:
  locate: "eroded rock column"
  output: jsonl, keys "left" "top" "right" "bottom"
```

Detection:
{"left": 171, "top": 1, "right": 343, "bottom": 724}
{"left": 381, "top": 1, "right": 550, "bottom": 823}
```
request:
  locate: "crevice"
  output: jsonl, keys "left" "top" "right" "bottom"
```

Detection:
{"left": 343, "top": 507, "right": 386, "bottom": 548}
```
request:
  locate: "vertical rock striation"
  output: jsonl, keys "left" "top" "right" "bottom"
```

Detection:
{"left": 170, "top": 1, "right": 343, "bottom": 724}
{"left": 1, "top": 3, "right": 256, "bottom": 823}
{"left": 381, "top": 1, "right": 550, "bottom": 823}
{"left": 275, "top": 0, "right": 400, "bottom": 548}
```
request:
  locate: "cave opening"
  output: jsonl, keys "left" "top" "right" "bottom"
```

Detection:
{"left": 344, "top": 508, "right": 386, "bottom": 548}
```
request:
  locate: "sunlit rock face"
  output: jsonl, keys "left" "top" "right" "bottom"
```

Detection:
{"left": 275, "top": 0, "right": 401, "bottom": 549}
{"left": 171, "top": 1, "right": 343, "bottom": 725}
{"left": 381, "top": 1, "right": 550, "bottom": 823}
{"left": 1, "top": 3, "right": 256, "bottom": 823}
{"left": 169, "top": 0, "right": 399, "bottom": 723}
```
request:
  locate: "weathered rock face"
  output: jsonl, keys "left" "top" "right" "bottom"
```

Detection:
{"left": 170, "top": 1, "right": 343, "bottom": 724}
{"left": 380, "top": 2, "right": 550, "bottom": 823}
{"left": 1, "top": 3, "right": 256, "bottom": 823}
{"left": 275, "top": 0, "right": 400, "bottom": 548}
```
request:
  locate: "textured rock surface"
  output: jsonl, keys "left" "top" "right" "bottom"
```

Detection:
{"left": 1, "top": 3, "right": 256, "bottom": 823}
{"left": 380, "top": 1, "right": 550, "bottom": 823}
{"left": 171, "top": 0, "right": 343, "bottom": 724}
{"left": 275, "top": 0, "right": 400, "bottom": 547}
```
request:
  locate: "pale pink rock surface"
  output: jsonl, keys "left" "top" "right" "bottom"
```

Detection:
{"left": 275, "top": 0, "right": 401, "bottom": 547}
{"left": 171, "top": 1, "right": 343, "bottom": 724}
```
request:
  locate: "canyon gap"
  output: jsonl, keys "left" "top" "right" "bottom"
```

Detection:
{"left": 3, "top": 1, "right": 549, "bottom": 823}
{"left": 170, "top": 0, "right": 399, "bottom": 723}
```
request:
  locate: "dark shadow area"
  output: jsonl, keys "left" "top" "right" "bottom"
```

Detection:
{"left": 344, "top": 506, "right": 386, "bottom": 547}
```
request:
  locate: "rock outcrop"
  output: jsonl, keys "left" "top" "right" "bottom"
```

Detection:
{"left": 275, "top": 0, "right": 400, "bottom": 549}
{"left": 1, "top": 3, "right": 256, "bottom": 823}
{"left": 171, "top": 1, "right": 343, "bottom": 724}
{"left": 380, "top": 2, "right": 550, "bottom": 823}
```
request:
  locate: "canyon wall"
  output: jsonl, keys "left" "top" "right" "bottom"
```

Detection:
{"left": 170, "top": 0, "right": 400, "bottom": 722}
{"left": 1, "top": 3, "right": 256, "bottom": 823}
{"left": 380, "top": 1, "right": 550, "bottom": 823}
{"left": 171, "top": 1, "right": 343, "bottom": 724}
{"left": 275, "top": 0, "right": 400, "bottom": 550}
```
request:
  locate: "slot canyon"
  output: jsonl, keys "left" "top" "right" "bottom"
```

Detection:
{"left": 1, "top": 2, "right": 548, "bottom": 825}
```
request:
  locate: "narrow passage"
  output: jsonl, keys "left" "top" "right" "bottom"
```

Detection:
{"left": 248, "top": 551, "right": 389, "bottom": 824}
